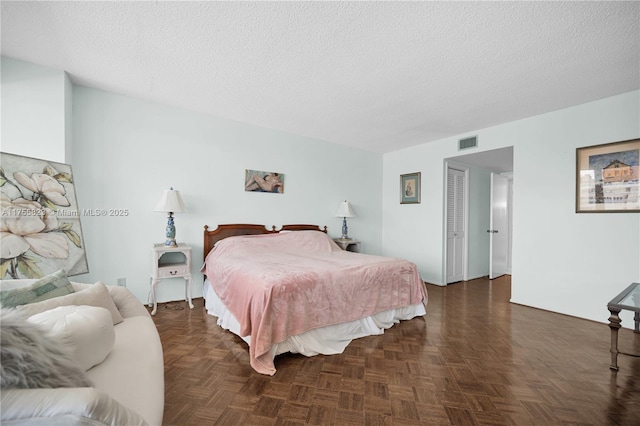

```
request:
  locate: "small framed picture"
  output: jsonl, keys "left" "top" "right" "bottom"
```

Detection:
{"left": 400, "top": 172, "right": 421, "bottom": 204}
{"left": 245, "top": 169, "right": 285, "bottom": 194}
{"left": 576, "top": 138, "right": 640, "bottom": 213}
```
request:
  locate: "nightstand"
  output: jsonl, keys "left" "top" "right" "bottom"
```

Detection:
{"left": 150, "top": 243, "right": 194, "bottom": 315}
{"left": 333, "top": 238, "right": 361, "bottom": 253}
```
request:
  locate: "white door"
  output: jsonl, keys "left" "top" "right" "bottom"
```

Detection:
{"left": 489, "top": 173, "right": 509, "bottom": 279}
{"left": 446, "top": 167, "right": 466, "bottom": 283}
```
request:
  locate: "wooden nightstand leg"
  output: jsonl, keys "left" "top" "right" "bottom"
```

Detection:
{"left": 185, "top": 276, "right": 194, "bottom": 309}
{"left": 150, "top": 278, "right": 159, "bottom": 316}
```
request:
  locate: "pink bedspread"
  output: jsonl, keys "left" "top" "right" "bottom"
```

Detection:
{"left": 202, "top": 231, "right": 426, "bottom": 375}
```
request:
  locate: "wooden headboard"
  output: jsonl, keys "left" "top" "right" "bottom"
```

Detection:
{"left": 203, "top": 223, "right": 328, "bottom": 258}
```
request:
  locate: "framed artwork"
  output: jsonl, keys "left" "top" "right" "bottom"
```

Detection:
{"left": 576, "top": 138, "right": 640, "bottom": 213}
{"left": 400, "top": 172, "right": 421, "bottom": 204}
{"left": 245, "top": 169, "right": 285, "bottom": 194}
{"left": 0, "top": 152, "right": 88, "bottom": 278}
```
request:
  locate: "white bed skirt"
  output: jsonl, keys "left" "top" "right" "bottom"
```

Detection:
{"left": 203, "top": 279, "right": 426, "bottom": 360}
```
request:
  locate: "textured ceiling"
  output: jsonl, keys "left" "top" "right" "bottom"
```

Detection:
{"left": 2, "top": 1, "right": 639, "bottom": 153}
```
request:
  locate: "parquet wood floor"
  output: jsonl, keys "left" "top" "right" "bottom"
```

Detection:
{"left": 151, "top": 276, "right": 640, "bottom": 425}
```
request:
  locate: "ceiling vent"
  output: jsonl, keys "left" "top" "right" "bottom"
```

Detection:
{"left": 458, "top": 136, "right": 478, "bottom": 151}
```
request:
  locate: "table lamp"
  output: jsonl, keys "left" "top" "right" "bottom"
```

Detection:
{"left": 154, "top": 187, "right": 186, "bottom": 246}
{"left": 335, "top": 200, "right": 355, "bottom": 240}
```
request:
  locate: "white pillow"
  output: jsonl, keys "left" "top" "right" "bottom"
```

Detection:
{"left": 27, "top": 305, "right": 115, "bottom": 371}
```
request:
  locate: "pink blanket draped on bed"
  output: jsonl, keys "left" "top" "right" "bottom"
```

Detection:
{"left": 202, "top": 231, "right": 426, "bottom": 375}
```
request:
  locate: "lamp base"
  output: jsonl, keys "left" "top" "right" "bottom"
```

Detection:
{"left": 341, "top": 217, "right": 349, "bottom": 240}
{"left": 165, "top": 213, "right": 177, "bottom": 247}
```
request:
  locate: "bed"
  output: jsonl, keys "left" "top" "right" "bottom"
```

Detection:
{"left": 201, "top": 223, "right": 428, "bottom": 375}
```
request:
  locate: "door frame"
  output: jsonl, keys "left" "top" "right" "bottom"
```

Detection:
{"left": 442, "top": 147, "right": 514, "bottom": 286}
{"left": 489, "top": 172, "right": 510, "bottom": 279}
{"left": 504, "top": 172, "right": 513, "bottom": 275}
{"left": 443, "top": 161, "right": 470, "bottom": 284}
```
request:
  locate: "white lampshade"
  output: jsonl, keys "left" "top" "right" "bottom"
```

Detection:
{"left": 335, "top": 200, "right": 355, "bottom": 218}
{"left": 154, "top": 188, "right": 186, "bottom": 213}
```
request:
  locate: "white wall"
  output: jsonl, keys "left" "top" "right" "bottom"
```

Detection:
{"left": 383, "top": 90, "right": 640, "bottom": 325}
{"left": 71, "top": 86, "right": 382, "bottom": 303}
{"left": 1, "top": 57, "right": 69, "bottom": 162}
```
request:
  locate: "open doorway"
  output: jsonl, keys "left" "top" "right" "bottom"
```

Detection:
{"left": 444, "top": 147, "right": 513, "bottom": 284}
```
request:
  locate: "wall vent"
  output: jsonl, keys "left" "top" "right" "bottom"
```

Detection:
{"left": 458, "top": 136, "right": 478, "bottom": 151}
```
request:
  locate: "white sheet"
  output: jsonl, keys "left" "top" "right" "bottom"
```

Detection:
{"left": 203, "top": 279, "right": 426, "bottom": 361}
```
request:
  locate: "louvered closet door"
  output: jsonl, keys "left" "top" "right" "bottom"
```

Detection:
{"left": 446, "top": 168, "right": 466, "bottom": 283}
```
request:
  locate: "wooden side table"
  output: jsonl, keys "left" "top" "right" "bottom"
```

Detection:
{"left": 333, "top": 238, "right": 361, "bottom": 253}
{"left": 150, "top": 243, "right": 194, "bottom": 315}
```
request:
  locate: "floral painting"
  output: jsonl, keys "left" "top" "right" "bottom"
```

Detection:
{"left": 400, "top": 172, "right": 421, "bottom": 204}
{"left": 0, "top": 152, "right": 88, "bottom": 279}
